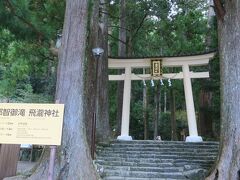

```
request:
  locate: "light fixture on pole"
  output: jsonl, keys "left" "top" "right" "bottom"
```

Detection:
{"left": 91, "top": 47, "right": 104, "bottom": 159}
{"left": 92, "top": 47, "right": 104, "bottom": 57}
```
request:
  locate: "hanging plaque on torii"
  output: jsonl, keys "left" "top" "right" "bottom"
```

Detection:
{"left": 151, "top": 59, "right": 163, "bottom": 77}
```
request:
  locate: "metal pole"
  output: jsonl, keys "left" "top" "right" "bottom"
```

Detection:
{"left": 91, "top": 56, "right": 99, "bottom": 159}
{"left": 48, "top": 145, "right": 56, "bottom": 180}
{"left": 91, "top": 113, "right": 96, "bottom": 159}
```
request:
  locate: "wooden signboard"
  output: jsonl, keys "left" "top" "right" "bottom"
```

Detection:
{"left": 0, "top": 103, "right": 64, "bottom": 179}
{"left": 0, "top": 103, "right": 64, "bottom": 146}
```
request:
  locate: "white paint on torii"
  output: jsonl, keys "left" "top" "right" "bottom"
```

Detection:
{"left": 108, "top": 52, "right": 215, "bottom": 142}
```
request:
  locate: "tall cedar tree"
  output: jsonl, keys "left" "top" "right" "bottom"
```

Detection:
{"left": 207, "top": 1, "right": 240, "bottom": 179}
{"left": 24, "top": 1, "right": 99, "bottom": 179}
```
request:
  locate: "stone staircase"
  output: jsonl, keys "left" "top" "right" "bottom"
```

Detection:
{"left": 95, "top": 140, "right": 219, "bottom": 180}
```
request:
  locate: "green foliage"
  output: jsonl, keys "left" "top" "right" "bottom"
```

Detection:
{"left": 0, "top": 0, "right": 66, "bottom": 103}
{"left": 0, "top": 29, "right": 30, "bottom": 97}
{"left": 109, "top": 0, "right": 210, "bottom": 56}
{"left": 0, "top": 0, "right": 65, "bottom": 40}
{"left": 0, "top": 28, "right": 56, "bottom": 102}
{"left": 130, "top": 100, "right": 144, "bottom": 139}
{"left": 108, "top": 81, "right": 118, "bottom": 130}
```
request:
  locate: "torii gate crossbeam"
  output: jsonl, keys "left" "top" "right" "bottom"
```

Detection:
{"left": 108, "top": 52, "right": 215, "bottom": 142}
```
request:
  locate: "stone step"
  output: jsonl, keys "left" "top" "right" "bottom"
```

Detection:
{"left": 98, "top": 145, "right": 219, "bottom": 150}
{"left": 107, "top": 141, "right": 218, "bottom": 147}
{"left": 97, "top": 154, "right": 217, "bottom": 161}
{"left": 97, "top": 151, "right": 218, "bottom": 157}
{"left": 96, "top": 149, "right": 218, "bottom": 156}
{"left": 97, "top": 145, "right": 218, "bottom": 151}
{"left": 103, "top": 165, "right": 184, "bottom": 173}
{"left": 104, "top": 170, "right": 186, "bottom": 179}
{"left": 107, "top": 145, "right": 219, "bottom": 150}
{"left": 96, "top": 160, "right": 173, "bottom": 167}
{"left": 96, "top": 158, "right": 173, "bottom": 165}
{"left": 98, "top": 157, "right": 174, "bottom": 162}
{"left": 95, "top": 141, "right": 219, "bottom": 179}
{"left": 108, "top": 140, "right": 219, "bottom": 145}
{"left": 95, "top": 159, "right": 214, "bottom": 168}
{"left": 104, "top": 176, "right": 187, "bottom": 180}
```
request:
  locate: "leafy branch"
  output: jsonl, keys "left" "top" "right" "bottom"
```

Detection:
{"left": 4, "top": 0, "right": 45, "bottom": 41}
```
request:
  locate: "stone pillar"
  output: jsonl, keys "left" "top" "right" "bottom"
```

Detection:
{"left": 182, "top": 64, "right": 203, "bottom": 142}
{"left": 117, "top": 66, "right": 132, "bottom": 140}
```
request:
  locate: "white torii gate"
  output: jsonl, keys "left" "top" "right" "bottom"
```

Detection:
{"left": 108, "top": 52, "right": 215, "bottom": 142}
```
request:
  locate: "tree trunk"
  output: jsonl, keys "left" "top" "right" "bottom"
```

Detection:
{"left": 206, "top": 0, "right": 215, "bottom": 49}
{"left": 153, "top": 83, "right": 160, "bottom": 139}
{"left": 170, "top": 89, "right": 177, "bottom": 141}
{"left": 127, "top": 35, "right": 133, "bottom": 57}
{"left": 116, "top": 0, "right": 127, "bottom": 136}
{"left": 85, "top": 0, "right": 99, "bottom": 148}
{"left": 143, "top": 79, "right": 148, "bottom": 140}
{"left": 118, "top": 0, "right": 127, "bottom": 56}
{"left": 207, "top": 1, "right": 240, "bottom": 179}
{"left": 85, "top": 0, "right": 111, "bottom": 147}
{"left": 199, "top": 90, "right": 213, "bottom": 138}
{"left": 96, "top": 0, "right": 111, "bottom": 143}
{"left": 25, "top": 1, "right": 99, "bottom": 179}
{"left": 164, "top": 91, "right": 167, "bottom": 113}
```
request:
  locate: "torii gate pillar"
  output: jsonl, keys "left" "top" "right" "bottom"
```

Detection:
{"left": 117, "top": 67, "right": 133, "bottom": 140}
{"left": 182, "top": 64, "right": 202, "bottom": 142}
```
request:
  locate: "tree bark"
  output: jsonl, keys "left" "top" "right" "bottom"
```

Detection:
{"left": 85, "top": 0, "right": 99, "bottom": 148}
{"left": 170, "top": 89, "right": 177, "bottom": 141}
{"left": 24, "top": 1, "right": 99, "bottom": 179}
{"left": 164, "top": 91, "right": 167, "bottom": 113}
{"left": 85, "top": 0, "right": 111, "bottom": 146}
{"left": 153, "top": 83, "right": 160, "bottom": 139}
{"left": 199, "top": 90, "right": 213, "bottom": 138}
{"left": 143, "top": 80, "right": 148, "bottom": 140}
{"left": 118, "top": 0, "right": 127, "bottom": 56}
{"left": 207, "top": 1, "right": 240, "bottom": 180}
{"left": 96, "top": 0, "right": 111, "bottom": 143}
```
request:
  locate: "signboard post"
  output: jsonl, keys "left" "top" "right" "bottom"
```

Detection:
{"left": 0, "top": 103, "right": 64, "bottom": 180}
{"left": 48, "top": 145, "right": 57, "bottom": 180}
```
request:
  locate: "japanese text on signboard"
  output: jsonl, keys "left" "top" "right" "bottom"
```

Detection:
{"left": 0, "top": 103, "right": 64, "bottom": 145}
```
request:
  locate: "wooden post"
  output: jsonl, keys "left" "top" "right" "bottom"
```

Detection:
{"left": 48, "top": 100, "right": 60, "bottom": 180}
{"left": 0, "top": 144, "right": 20, "bottom": 179}
{"left": 48, "top": 146, "right": 57, "bottom": 180}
